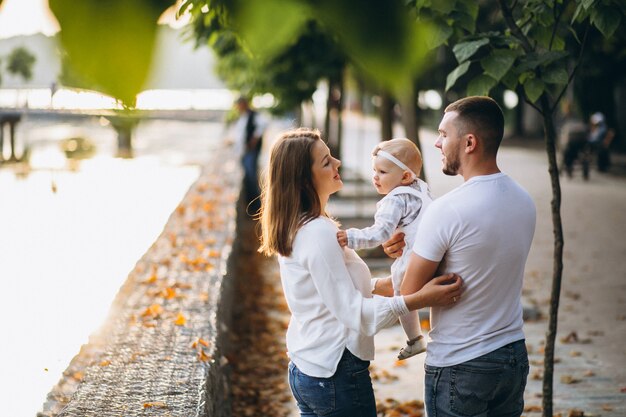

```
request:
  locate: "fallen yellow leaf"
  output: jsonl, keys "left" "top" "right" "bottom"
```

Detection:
{"left": 141, "top": 304, "right": 163, "bottom": 319}
{"left": 198, "top": 349, "right": 212, "bottom": 362}
{"left": 174, "top": 312, "right": 187, "bottom": 326}
{"left": 143, "top": 401, "right": 168, "bottom": 409}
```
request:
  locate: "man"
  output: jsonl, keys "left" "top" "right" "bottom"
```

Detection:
{"left": 234, "top": 97, "right": 266, "bottom": 214}
{"left": 391, "top": 96, "right": 536, "bottom": 416}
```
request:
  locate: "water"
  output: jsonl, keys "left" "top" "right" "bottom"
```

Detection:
{"left": 0, "top": 114, "right": 226, "bottom": 416}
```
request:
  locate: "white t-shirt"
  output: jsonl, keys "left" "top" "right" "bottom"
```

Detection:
{"left": 278, "top": 217, "right": 410, "bottom": 377}
{"left": 412, "top": 173, "right": 536, "bottom": 367}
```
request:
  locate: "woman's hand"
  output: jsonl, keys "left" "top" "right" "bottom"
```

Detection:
{"left": 382, "top": 231, "right": 405, "bottom": 259}
{"left": 403, "top": 273, "right": 463, "bottom": 311}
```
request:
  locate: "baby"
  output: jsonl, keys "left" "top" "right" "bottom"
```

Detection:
{"left": 337, "top": 138, "right": 433, "bottom": 360}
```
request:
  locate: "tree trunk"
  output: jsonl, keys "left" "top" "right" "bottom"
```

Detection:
{"left": 538, "top": 94, "right": 565, "bottom": 417}
{"left": 108, "top": 115, "right": 138, "bottom": 159}
{"left": 400, "top": 86, "right": 426, "bottom": 181}
{"left": 336, "top": 71, "right": 344, "bottom": 162}
{"left": 380, "top": 91, "right": 393, "bottom": 141}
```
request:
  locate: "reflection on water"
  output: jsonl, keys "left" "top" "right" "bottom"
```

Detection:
{"left": 0, "top": 115, "right": 226, "bottom": 416}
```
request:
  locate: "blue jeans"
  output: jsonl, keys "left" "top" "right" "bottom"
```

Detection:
{"left": 424, "top": 340, "right": 529, "bottom": 417}
{"left": 288, "top": 349, "right": 377, "bottom": 417}
{"left": 241, "top": 149, "right": 261, "bottom": 213}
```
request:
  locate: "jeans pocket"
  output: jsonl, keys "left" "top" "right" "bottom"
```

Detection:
{"left": 450, "top": 364, "right": 502, "bottom": 416}
{"left": 424, "top": 365, "right": 441, "bottom": 417}
{"left": 294, "top": 370, "right": 336, "bottom": 416}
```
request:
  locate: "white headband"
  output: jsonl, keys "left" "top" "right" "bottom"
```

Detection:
{"left": 376, "top": 150, "right": 417, "bottom": 179}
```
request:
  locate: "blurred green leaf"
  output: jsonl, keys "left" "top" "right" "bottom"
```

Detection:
{"left": 542, "top": 66, "right": 568, "bottom": 85}
{"left": 453, "top": 38, "right": 489, "bottom": 63}
{"left": 6, "top": 47, "right": 36, "bottom": 81}
{"left": 50, "top": 0, "right": 173, "bottom": 106}
{"left": 523, "top": 77, "right": 544, "bottom": 103}
{"left": 481, "top": 49, "right": 517, "bottom": 82}
{"left": 467, "top": 74, "right": 496, "bottom": 96}
{"left": 426, "top": 21, "right": 454, "bottom": 49}
{"left": 445, "top": 61, "right": 470, "bottom": 91}
{"left": 232, "top": 0, "right": 312, "bottom": 59}
{"left": 501, "top": 71, "right": 519, "bottom": 90}
{"left": 590, "top": 5, "right": 621, "bottom": 38}
{"left": 430, "top": 0, "right": 455, "bottom": 14}
{"left": 232, "top": 0, "right": 432, "bottom": 97}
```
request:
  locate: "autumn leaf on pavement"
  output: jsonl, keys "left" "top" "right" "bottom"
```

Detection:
{"left": 141, "top": 304, "right": 163, "bottom": 319}
{"left": 174, "top": 312, "right": 186, "bottom": 326}
{"left": 162, "top": 287, "right": 177, "bottom": 300}
{"left": 393, "top": 359, "right": 408, "bottom": 368}
{"left": 99, "top": 360, "right": 111, "bottom": 367}
{"left": 143, "top": 401, "right": 167, "bottom": 409}
{"left": 198, "top": 349, "right": 212, "bottom": 362}
{"left": 191, "top": 338, "right": 210, "bottom": 349}
{"left": 560, "top": 375, "right": 581, "bottom": 384}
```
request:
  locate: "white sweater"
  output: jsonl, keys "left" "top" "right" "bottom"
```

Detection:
{"left": 278, "top": 216, "right": 409, "bottom": 377}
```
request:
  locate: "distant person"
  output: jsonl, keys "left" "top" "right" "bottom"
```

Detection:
{"left": 337, "top": 138, "right": 433, "bottom": 360}
{"left": 233, "top": 96, "right": 267, "bottom": 214}
{"left": 385, "top": 96, "right": 536, "bottom": 416}
{"left": 559, "top": 106, "right": 588, "bottom": 179}
{"left": 259, "top": 128, "right": 463, "bottom": 417}
{"left": 588, "top": 112, "right": 615, "bottom": 173}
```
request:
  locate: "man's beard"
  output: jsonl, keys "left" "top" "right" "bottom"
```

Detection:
{"left": 442, "top": 149, "right": 460, "bottom": 176}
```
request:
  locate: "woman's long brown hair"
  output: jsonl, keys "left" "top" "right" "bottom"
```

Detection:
{"left": 258, "top": 128, "right": 325, "bottom": 257}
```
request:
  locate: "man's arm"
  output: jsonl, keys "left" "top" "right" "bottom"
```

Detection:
{"left": 400, "top": 252, "right": 440, "bottom": 295}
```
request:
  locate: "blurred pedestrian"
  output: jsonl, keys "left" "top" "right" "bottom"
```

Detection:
{"left": 233, "top": 96, "right": 267, "bottom": 214}
{"left": 558, "top": 106, "right": 588, "bottom": 179}
{"left": 588, "top": 112, "right": 614, "bottom": 173}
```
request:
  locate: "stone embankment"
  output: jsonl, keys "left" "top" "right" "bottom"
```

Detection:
{"left": 39, "top": 147, "right": 242, "bottom": 416}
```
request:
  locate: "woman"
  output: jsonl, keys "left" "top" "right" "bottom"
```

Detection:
{"left": 259, "top": 128, "right": 462, "bottom": 417}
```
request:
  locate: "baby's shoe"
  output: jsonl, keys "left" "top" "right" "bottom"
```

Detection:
{"left": 397, "top": 335, "right": 426, "bottom": 360}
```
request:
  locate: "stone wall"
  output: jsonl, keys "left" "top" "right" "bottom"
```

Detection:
{"left": 39, "top": 147, "right": 243, "bottom": 416}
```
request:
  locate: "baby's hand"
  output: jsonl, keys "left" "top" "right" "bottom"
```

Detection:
{"left": 337, "top": 230, "right": 348, "bottom": 247}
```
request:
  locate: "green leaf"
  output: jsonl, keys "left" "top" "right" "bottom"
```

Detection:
{"left": 427, "top": 22, "right": 454, "bottom": 48}
{"left": 516, "top": 51, "right": 569, "bottom": 72}
{"left": 590, "top": 6, "right": 621, "bottom": 38}
{"left": 502, "top": 71, "right": 519, "bottom": 90}
{"left": 50, "top": 0, "right": 169, "bottom": 106}
{"left": 234, "top": 0, "right": 312, "bottom": 59}
{"left": 445, "top": 61, "right": 471, "bottom": 91}
{"left": 581, "top": 0, "right": 595, "bottom": 10}
{"left": 467, "top": 74, "right": 497, "bottom": 96}
{"left": 430, "top": 0, "right": 455, "bottom": 14}
{"left": 542, "top": 67, "right": 569, "bottom": 85}
{"left": 481, "top": 49, "right": 517, "bottom": 82}
{"left": 523, "top": 77, "right": 544, "bottom": 103}
{"left": 451, "top": 10, "right": 477, "bottom": 33}
{"left": 452, "top": 38, "right": 489, "bottom": 63}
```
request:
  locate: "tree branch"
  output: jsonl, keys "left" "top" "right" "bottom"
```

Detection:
{"left": 523, "top": 94, "right": 543, "bottom": 115}
{"left": 550, "top": 23, "right": 590, "bottom": 114}
{"left": 498, "top": 0, "right": 533, "bottom": 53}
{"left": 549, "top": 0, "right": 570, "bottom": 51}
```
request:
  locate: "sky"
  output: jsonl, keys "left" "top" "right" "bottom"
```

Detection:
{"left": 0, "top": 0, "right": 188, "bottom": 39}
{"left": 0, "top": 0, "right": 60, "bottom": 39}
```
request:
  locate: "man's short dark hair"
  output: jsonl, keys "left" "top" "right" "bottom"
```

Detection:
{"left": 445, "top": 96, "right": 504, "bottom": 155}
